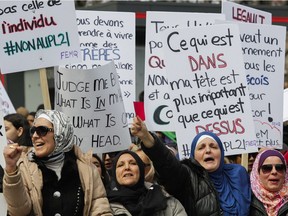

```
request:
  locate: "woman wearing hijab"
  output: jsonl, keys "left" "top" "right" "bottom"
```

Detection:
{"left": 130, "top": 116, "right": 251, "bottom": 216}
{"left": 108, "top": 150, "right": 187, "bottom": 216}
{"left": 250, "top": 149, "right": 288, "bottom": 216}
{"left": 190, "top": 131, "right": 251, "bottom": 215}
{"left": 3, "top": 109, "right": 112, "bottom": 216}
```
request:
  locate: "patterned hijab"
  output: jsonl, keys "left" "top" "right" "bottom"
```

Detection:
{"left": 30, "top": 109, "right": 74, "bottom": 161}
{"left": 190, "top": 131, "right": 251, "bottom": 216}
{"left": 250, "top": 149, "right": 288, "bottom": 216}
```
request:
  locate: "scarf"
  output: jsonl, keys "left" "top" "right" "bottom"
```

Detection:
{"left": 190, "top": 131, "right": 251, "bottom": 216}
{"left": 108, "top": 150, "right": 167, "bottom": 216}
{"left": 250, "top": 150, "right": 288, "bottom": 216}
{"left": 29, "top": 109, "right": 74, "bottom": 179}
{"left": 34, "top": 110, "right": 74, "bottom": 156}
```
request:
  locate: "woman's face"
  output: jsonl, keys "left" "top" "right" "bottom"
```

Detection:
{"left": 116, "top": 153, "right": 140, "bottom": 187}
{"left": 194, "top": 137, "right": 221, "bottom": 172}
{"left": 259, "top": 156, "right": 286, "bottom": 192}
{"left": 248, "top": 152, "right": 257, "bottom": 173}
{"left": 31, "top": 118, "right": 55, "bottom": 158}
{"left": 92, "top": 156, "right": 102, "bottom": 176}
{"left": 27, "top": 114, "right": 35, "bottom": 127}
{"left": 4, "top": 120, "right": 23, "bottom": 143}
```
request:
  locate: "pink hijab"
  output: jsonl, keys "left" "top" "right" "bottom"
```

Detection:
{"left": 250, "top": 149, "right": 288, "bottom": 216}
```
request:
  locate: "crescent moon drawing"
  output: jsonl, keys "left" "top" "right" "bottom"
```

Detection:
{"left": 153, "top": 105, "right": 170, "bottom": 125}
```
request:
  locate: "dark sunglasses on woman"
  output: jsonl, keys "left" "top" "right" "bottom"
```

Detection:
{"left": 30, "top": 126, "right": 53, "bottom": 137}
{"left": 259, "top": 164, "right": 286, "bottom": 174}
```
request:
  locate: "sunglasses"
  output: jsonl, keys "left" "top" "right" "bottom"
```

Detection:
{"left": 30, "top": 126, "right": 53, "bottom": 137}
{"left": 259, "top": 164, "right": 286, "bottom": 174}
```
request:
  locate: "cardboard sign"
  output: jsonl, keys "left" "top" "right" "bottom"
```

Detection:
{"left": 236, "top": 23, "right": 286, "bottom": 149}
{"left": 0, "top": 0, "right": 80, "bottom": 73}
{"left": 0, "top": 82, "right": 15, "bottom": 115}
{"left": 63, "top": 10, "right": 136, "bottom": 124}
{"left": 144, "top": 11, "right": 225, "bottom": 131}
{"left": 222, "top": 1, "right": 272, "bottom": 24}
{"left": 161, "top": 24, "right": 258, "bottom": 158}
{"left": 55, "top": 62, "right": 131, "bottom": 153}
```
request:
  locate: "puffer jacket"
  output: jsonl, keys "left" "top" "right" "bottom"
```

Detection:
{"left": 141, "top": 134, "right": 222, "bottom": 216}
{"left": 3, "top": 145, "right": 112, "bottom": 216}
{"left": 110, "top": 182, "right": 187, "bottom": 216}
{"left": 249, "top": 194, "right": 288, "bottom": 216}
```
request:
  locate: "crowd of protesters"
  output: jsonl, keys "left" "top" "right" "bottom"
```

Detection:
{"left": 1, "top": 108, "right": 288, "bottom": 216}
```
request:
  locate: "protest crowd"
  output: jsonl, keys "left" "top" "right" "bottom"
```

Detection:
{"left": 0, "top": 107, "right": 287, "bottom": 215}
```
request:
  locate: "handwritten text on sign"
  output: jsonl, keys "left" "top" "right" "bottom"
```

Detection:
{"left": 144, "top": 11, "right": 225, "bottom": 131}
{"left": 55, "top": 62, "right": 131, "bottom": 153}
{"left": 0, "top": 0, "right": 80, "bottom": 73}
{"left": 238, "top": 23, "right": 286, "bottom": 149}
{"left": 65, "top": 10, "right": 136, "bottom": 124}
{"left": 161, "top": 24, "right": 257, "bottom": 158}
{"left": 221, "top": 1, "right": 272, "bottom": 24}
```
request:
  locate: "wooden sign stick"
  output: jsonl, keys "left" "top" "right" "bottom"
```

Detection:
{"left": 39, "top": 68, "right": 51, "bottom": 110}
{"left": 241, "top": 153, "right": 248, "bottom": 171}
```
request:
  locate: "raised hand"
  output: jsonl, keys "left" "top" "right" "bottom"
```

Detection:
{"left": 3, "top": 144, "right": 23, "bottom": 174}
{"left": 130, "top": 116, "right": 155, "bottom": 148}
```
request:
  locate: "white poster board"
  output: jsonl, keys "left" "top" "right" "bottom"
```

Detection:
{"left": 161, "top": 24, "right": 258, "bottom": 158}
{"left": 0, "top": 0, "right": 80, "bottom": 73}
{"left": 0, "top": 82, "right": 15, "bottom": 116}
{"left": 144, "top": 11, "right": 225, "bottom": 131}
{"left": 222, "top": 1, "right": 272, "bottom": 24}
{"left": 55, "top": 62, "right": 131, "bottom": 153}
{"left": 0, "top": 110, "right": 7, "bottom": 167}
{"left": 63, "top": 10, "right": 136, "bottom": 124}
{"left": 0, "top": 110, "right": 8, "bottom": 212}
{"left": 236, "top": 23, "right": 286, "bottom": 149}
{"left": 283, "top": 89, "right": 288, "bottom": 122}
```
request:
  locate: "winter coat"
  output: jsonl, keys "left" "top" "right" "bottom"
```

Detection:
{"left": 110, "top": 182, "right": 187, "bottom": 216}
{"left": 249, "top": 194, "right": 288, "bottom": 216}
{"left": 141, "top": 134, "right": 222, "bottom": 216}
{"left": 3, "top": 145, "right": 112, "bottom": 216}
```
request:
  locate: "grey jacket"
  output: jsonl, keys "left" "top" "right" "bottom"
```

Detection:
{"left": 110, "top": 182, "right": 187, "bottom": 216}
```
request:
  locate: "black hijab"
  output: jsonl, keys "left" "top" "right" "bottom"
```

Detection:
{"left": 108, "top": 150, "right": 167, "bottom": 216}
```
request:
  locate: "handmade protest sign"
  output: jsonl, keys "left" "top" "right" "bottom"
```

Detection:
{"left": 0, "top": 82, "right": 15, "bottom": 116}
{"left": 0, "top": 110, "right": 7, "bottom": 168}
{"left": 222, "top": 1, "right": 272, "bottom": 24}
{"left": 144, "top": 11, "right": 225, "bottom": 131}
{"left": 234, "top": 23, "right": 286, "bottom": 149}
{"left": 55, "top": 61, "right": 131, "bottom": 153}
{"left": 161, "top": 24, "right": 258, "bottom": 158}
{"left": 0, "top": 0, "right": 80, "bottom": 73}
{"left": 284, "top": 89, "right": 288, "bottom": 122}
{"left": 64, "top": 10, "right": 136, "bottom": 124}
{"left": 0, "top": 110, "right": 8, "bottom": 212}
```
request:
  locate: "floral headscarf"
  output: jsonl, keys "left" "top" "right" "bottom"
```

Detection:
{"left": 250, "top": 149, "right": 288, "bottom": 216}
{"left": 34, "top": 109, "right": 74, "bottom": 157}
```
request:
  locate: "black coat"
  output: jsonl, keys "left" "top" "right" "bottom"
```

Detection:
{"left": 249, "top": 194, "right": 288, "bottom": 216}
{"left": 35, "top": 150, "right": 85, "bottom": 216}
{"left": 141, "top": 134, "right": 222, "bottom": 216}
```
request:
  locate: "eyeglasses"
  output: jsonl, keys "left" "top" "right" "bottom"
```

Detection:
{"left": 30, "top": 126, "right": 53, "bottom": 137}
{"left": 259, "top": 164, "right": 286, "bottom": 174}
